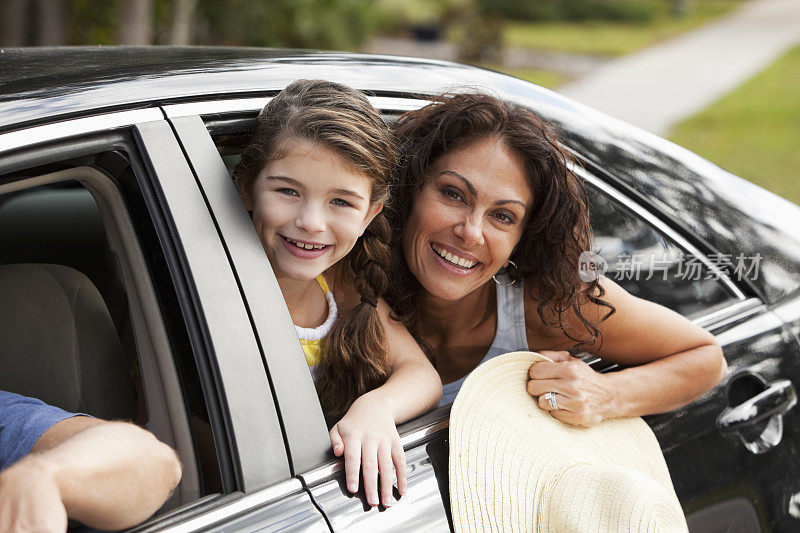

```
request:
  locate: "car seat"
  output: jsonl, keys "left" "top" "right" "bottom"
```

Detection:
{"left": 0, "top": 263, "right": 137, "bottom": 420}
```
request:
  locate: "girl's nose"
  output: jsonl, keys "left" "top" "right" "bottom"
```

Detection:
{"left": 454, "top": 212, "right": 484, "bottom": 247}
{"left": 295, "top": 202, "right": 326, "bottom": 233}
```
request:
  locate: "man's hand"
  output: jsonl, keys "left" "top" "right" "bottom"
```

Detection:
{"left": 0, "top": 416, "right": 181, "bottom": 531}
{"left": 0, "top": 456, "right": 67, "bottom": 532}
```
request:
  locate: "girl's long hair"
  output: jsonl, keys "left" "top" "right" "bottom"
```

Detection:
{"left": 386, "top": 93, "right": 614, "bottom": 360}
{"left": 233, "top": 80, "right": 395, "bottom": 422}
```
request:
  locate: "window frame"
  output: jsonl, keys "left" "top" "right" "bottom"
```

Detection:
{"left": 0, "top": 115, "right": 297, "bottom": 527}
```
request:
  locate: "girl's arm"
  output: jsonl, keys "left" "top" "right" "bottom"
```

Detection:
{"left": 525, "top": 277, "right": 726, "bottom": 426}
{"left": 328, "top": 297, "right": 441, "bottom": 508}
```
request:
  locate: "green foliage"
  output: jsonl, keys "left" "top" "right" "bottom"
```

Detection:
{"left": 479, "top": 0, "right": 660, "bottom": 22}
{"left": 479, "top": 65, "right": 565, "bottom": 88}
{"left": 196, "top": 0, "right": 379, "bottom": 50}
{"left": 669, "top": 46, "right": 800, "bottom": 204}
{"left": 67, "top": 0, "right": 117, "bottom": 44}
{"left": 504, "top": 0, "right": 741, "bottom": 56}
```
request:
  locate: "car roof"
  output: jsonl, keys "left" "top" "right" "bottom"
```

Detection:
{"left": 0, "top": 46, "right": 581, "bottom": 133}
{"left": 2, "top": 46, "right": 798, "bottom": 304}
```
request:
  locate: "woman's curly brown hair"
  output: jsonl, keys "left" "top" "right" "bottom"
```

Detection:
{"left": 386, "top": 93, "right": 614, "bottom": 359}
{"left": 233, "top": 79, "right": 396, "bottom": 422}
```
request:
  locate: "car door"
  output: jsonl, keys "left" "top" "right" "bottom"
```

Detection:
{"left": 0, "top": 112, "right": 329, "bottom": 532}
{"left": 166, "top": 96, "right": 453, "bottom": 532}
{"left": 575, "top": 163, "right": 800, "bottom": 532}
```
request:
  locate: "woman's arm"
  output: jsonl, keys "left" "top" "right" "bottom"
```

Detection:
{"left": 526, "top": 277, "right": 727, "bottom": 426}
{"left": 328, "top": 293, "right": 442, "bottom": 508}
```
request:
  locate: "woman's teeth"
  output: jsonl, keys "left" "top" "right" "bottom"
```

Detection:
{"left": 284, "top": 237, "right": 327, "bottom": 250}
{"left": 432, "top": 244, "right": 477, "bottom": 269}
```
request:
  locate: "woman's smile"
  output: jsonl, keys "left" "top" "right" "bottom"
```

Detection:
{"left": 402, "top": 136, "right": 532, "bottom": 302}
{"left": 430, "top": 242, "right": 479, "bottom": 271}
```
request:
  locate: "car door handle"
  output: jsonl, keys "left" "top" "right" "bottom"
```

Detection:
{"left": 716, "top": 379, "right": 797, "bottom": 432}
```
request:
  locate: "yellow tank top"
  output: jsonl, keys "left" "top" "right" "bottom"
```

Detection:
{"left": 294, "top": 275, "right": 338, "bottom": 382}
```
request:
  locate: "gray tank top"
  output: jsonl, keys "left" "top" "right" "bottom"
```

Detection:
{"left": 439, "top": 280, "right": 529, "bottom": 406}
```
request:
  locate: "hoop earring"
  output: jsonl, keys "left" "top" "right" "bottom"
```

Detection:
{"left": 493, "top": 260, "right": 517, "bottom": 286}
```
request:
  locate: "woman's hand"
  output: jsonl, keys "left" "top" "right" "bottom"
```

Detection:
{"left": 526, "top": 350, "right": 612, "bottom": 427}
{"left": 329, "top": 393, "right": 406, "bottom": 508}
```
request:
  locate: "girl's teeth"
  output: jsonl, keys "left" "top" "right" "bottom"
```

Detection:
{"left": 287, "top": 238, "right": 326, "bottom": 250}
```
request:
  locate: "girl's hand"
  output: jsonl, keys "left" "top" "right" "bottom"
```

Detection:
{"left": 328, "top": 394, "right": 407, "bottom": 508}
{"left": 526, "top": 350, "right": 612, "bottom": 427}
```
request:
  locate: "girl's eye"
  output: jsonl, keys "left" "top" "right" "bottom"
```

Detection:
{"left": 277, "top": 187, "right": 299, "bottom": 197}
{"left": 492, "top": 211, "right": 516, "bottom": 225}
{"left": 442, "top": 186, "right": 463, "bottom": 202}
{"left": 331, "top": 198, "right": 353, "bottom": 208}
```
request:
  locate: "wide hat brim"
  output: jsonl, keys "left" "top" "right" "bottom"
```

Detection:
{"left": 449, "top": 351, "right": 688, "bottom": 533}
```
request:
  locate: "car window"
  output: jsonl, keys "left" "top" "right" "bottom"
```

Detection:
{"left": 585, "top": 182, "right": 741, "bottom": 318}
{"left": 0, "top": 151, "right": 223, "bottom": 511}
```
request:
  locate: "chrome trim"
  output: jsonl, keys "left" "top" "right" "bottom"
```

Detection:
{"left": 693, "top": 298, "right": 764, "bottom": 329}
{"left": 300, "top": 462, "right": 343, "bottom": 487}
{"left": 299, "top": 417, "right": 450, "bottom": 486}
{"left": 163, "top": 96, "right": 430, "bottom": 118}
{"left": 0, "top": 108, "right": 164, "bottom": 154}
{"left": 574, "top": 165, "right": 747, "bottom": 300}
{"left": 157, "top": 479, "right": 304, "bottom": 533}
{"left": 400, "top": 418, "right": 449, "bottom": 448}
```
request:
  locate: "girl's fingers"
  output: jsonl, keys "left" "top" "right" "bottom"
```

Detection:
{"left": 329, "top": 426, "right": 344, "bottom": 457}
{"left": 361, "top": 443, "right": 380, "bottom": 507}
{"left": 391, "top": 440, "right": 407, "bottom": 496}
{"left": 378, "top": 444, "right": 395, "bottom": 508}
{"left": 343, "top": 440, "right": 362, "bottom": 494}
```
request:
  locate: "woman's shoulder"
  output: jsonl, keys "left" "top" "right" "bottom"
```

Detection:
{"left": 521, "top": 278, "right": 617, "bottom": 351}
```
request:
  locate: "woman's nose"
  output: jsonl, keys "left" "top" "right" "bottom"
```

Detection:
{"left": 295, "top": 202, "right": 326, "bottom": 233}
{"left": 454, "top": 213, "right": 484, "bottom": 247}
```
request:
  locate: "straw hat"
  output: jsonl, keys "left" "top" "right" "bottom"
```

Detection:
{"left": 449, "top": 351, "right": 688, "bottom": 533}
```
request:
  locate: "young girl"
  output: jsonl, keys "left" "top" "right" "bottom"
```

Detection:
{"left": 233, "top": 80, "right": 441, "bottom": 509}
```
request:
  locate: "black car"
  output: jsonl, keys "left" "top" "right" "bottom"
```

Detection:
{"left": 0, "top": 47, "right": 798, "bottom": 532}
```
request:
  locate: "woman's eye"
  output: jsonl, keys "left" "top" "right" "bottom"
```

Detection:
{"left": 277, "top": 188, "right": 299, "bottom": 197}
{"left": 331, "top": 198, "right": 353, "bottom": 208}
{"left": 442, "top": 186, "right": 463, "bottom": 202}
{"left": 492, "top": 212, "right": 515, "bottom": 224}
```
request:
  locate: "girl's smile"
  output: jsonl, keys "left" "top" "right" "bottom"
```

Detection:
{"left": 244, "top": 139, "right": 382, "bottom": 283}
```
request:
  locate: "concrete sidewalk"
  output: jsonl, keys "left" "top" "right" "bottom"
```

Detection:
{"left": 559, "top": 0, "right": 800, "bottom": 135}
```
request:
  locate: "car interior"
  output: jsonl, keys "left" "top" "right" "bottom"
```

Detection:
{"left": 0, "top": 160, "right": 218, "bottom": 514}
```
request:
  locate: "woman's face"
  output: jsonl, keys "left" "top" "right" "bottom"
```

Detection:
{"left": 402, "top": 136, "right": 533, "bottom": 302}
{"left": 245, "top": 139, "right": 382, "bottom": 282}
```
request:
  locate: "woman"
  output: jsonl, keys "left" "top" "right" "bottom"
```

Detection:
{"left": 387, "top": 93, "right": 727, "bottom": 426}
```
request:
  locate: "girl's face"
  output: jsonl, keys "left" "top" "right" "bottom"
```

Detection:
{"left": 245, "top": 139, "right": 382, "bottom": 282}
{"left": 402, "top": 136, "right": 533, "bottom": 302}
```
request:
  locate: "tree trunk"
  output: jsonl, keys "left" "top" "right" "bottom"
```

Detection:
{"left": 35, "top": 0, "right": 66, "bottom": 46}
{"left": 0, "top": 0, "right": 29, "bottom": 47}
{"left": 117, "top": 0, "right": 153, "bottom": 45}
{"left": 169, "top": 0, "right": 198, "bottom": 45}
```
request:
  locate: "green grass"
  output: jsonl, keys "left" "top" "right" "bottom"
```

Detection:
{"left": 669, "top": 45, "right": 800, "bottom": 205}
{"left": 504, "top": 0, "right": 741, "bottom": 56}
{"left": 478, "top": 64, "right": 566, "bottom": 88}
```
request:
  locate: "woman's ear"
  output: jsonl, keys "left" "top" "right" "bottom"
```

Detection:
{"left": 359, "top": 201, "right": 384, "bottom": 235}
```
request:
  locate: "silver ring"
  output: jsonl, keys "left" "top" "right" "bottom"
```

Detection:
{"left": 543, "top": 392, "right": 559, "bottom": 411}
